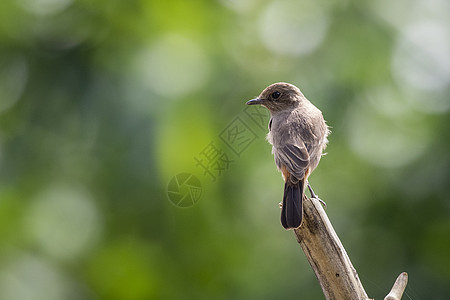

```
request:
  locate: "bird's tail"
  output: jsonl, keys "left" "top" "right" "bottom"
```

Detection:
{"left": 281, "top": 180, "right": 304, "bottom": 229}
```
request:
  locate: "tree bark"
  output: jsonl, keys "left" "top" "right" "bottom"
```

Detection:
{"left": 294, "top": 196, "right": 407, "bottom": 300}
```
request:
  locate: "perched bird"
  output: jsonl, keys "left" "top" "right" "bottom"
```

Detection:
{"left": 246, "top": 82, "right": 329, "bottom": 229}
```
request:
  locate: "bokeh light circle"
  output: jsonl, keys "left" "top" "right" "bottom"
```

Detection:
{"left": 134, "top": 35, "right": 210, "bottom": 98}
{"left": 259, "top": 0, "right": 329, "bottom": 56}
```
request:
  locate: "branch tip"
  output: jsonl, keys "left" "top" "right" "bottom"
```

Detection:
{"left": 384, "top": 272, "right": 408, "bottom": 300}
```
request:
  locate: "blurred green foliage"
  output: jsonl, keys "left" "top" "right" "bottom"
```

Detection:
{"left": 0, "top": 0, "right": 449, "bottom": 299}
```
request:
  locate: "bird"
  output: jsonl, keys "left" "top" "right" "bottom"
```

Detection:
{"left": 246, "top": 82, "right": 329, "bottom": 230}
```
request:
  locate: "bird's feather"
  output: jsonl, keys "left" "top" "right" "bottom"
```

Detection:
{"left": 275, "top": 143, "right": 309, "bottom": 183}
{"left": 281, "top": 180, "right": 303, "bottom": 229}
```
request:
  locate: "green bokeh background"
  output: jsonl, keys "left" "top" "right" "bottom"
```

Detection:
{"left": 0, "top": 0, "right": 449, "bottom": 299}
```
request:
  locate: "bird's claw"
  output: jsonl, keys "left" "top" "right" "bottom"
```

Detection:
{"left": 307, "top": 182, "right": 327, "bottom": 208}
{"left": 311, "top": 195, "right": 327, "bottom": 208}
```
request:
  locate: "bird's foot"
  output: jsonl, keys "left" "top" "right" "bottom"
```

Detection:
{"left": 278, "top": 202, "right": 283, "bottom": 208}
{"left": 307, "top": 182, "right": 327, "bottom": 208}
{"left": 312, "top": 196, "right": 327, "bottom": 208}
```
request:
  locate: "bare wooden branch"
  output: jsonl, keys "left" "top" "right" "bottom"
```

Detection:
{"left": 294, "top": 196, "right": 369, "bottom": 300}
{"left": 294, "top": 196, "right": 408, "bottom": 300}
{"left": 384, "top": 272, "right": 408, "bottom": 300}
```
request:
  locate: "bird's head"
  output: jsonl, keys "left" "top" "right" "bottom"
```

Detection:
{"left": 246, "top": 82, "right": 304, "bottom": 113}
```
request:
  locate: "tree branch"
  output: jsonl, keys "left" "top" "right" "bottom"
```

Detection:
{"left": 294, "top": 196, "right": 408, "bottom": 300}
{"left": 384, "top": 272, "right": 408, "bottom": 300}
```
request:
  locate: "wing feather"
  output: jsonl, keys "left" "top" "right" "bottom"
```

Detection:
{"left": 274, "top": 143, "right": 309, "bottom": 183}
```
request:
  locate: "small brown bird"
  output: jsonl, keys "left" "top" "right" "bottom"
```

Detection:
{"left": 247, "top": 82, "right": 329, "bottom": 229}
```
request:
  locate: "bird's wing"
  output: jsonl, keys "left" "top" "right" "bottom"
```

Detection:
{"left": 274, "top": 143, "right": 310, "bottom": 183}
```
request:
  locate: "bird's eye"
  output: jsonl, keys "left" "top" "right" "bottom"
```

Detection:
{"left": 271, "top": 91, "right": 281, "bottom": 99}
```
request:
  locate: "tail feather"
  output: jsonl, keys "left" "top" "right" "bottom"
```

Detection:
{"left": 281, "top": 180, "right": 304, "bottom": 229}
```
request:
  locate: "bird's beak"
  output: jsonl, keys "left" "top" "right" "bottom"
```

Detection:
{"left": 246, "top": 98, "right": 264, "bottom": 105}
